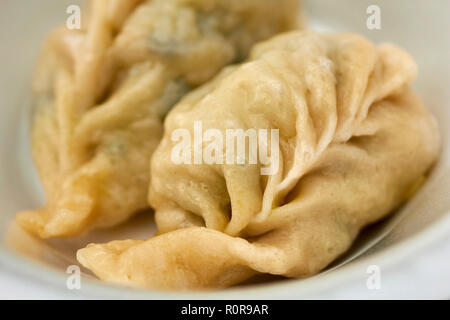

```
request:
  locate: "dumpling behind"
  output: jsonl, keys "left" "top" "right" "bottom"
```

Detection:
{"left": 77, "top": 31, "right": 440, "bottom": 290}
{"left": 17, "top": 0, "right": 300, "bottom": 238}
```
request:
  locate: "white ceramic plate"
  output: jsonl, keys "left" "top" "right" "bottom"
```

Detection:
{"left": 0, "top": 0, "right": 449, "bottom": 299}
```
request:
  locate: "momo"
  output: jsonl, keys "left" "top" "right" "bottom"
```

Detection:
{"left": 171, "top": 121, "right": 279, "bottom": 175}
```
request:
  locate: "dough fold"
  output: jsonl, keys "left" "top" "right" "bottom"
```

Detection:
{"left": 78, "top": 31, "right": 440, "bottom": 290}
{"left": 17, "top": 0, "right": 300, "bottom": 238}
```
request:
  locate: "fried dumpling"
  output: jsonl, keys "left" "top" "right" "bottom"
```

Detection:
{"left": 78, "top": 31, "right": 440, "bottom": 290}
{"left": 17, "top": 0, "right": 300, "bottom": 238}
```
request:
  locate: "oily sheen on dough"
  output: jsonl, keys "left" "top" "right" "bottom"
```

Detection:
{"left": 77, "top": 31, "right": 440, "bottom": 290}
{"left": 16, "top": 0, "right": 300, "bottom": 238}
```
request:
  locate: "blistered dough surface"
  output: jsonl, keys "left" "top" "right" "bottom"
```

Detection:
{"left": 17, "top": 0, "right": 299, "bottom": 238}
{"left": 78, "top": 31, "right": 440, "bottom": 290}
